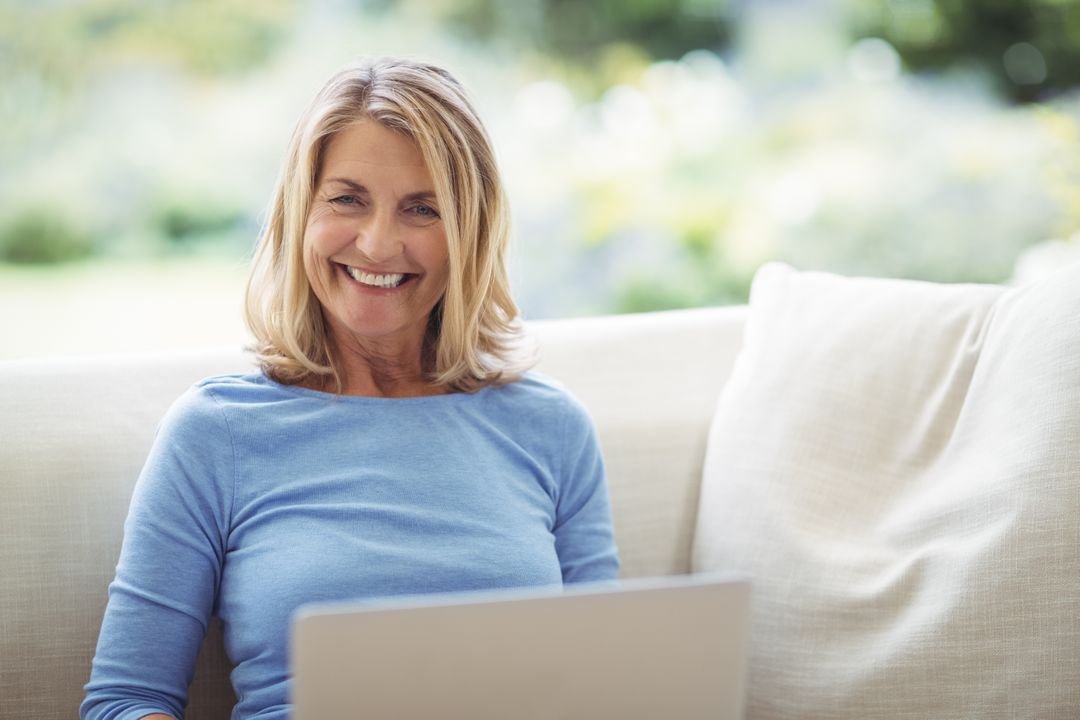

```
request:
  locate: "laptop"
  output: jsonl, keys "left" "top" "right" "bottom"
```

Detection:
{"left": 291, "top": 573, "right": 751, "bottom": 720}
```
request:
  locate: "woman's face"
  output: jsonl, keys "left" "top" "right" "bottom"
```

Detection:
{"left": 303, "top": 120, "right": 450, "bottom": 358}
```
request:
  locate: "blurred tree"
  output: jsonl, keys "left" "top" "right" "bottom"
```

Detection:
{"left": 153, "top": 198, "right": 247, "bottom": 253}
{"left": 851, "top": 0, "right": 1080, "bottom": 102}
{"left": 399, "top": 0, "right": 735, "bottom": 82}
{"left": 0, "top": 0, "right": 297, "bottom": 84}
{"left": 0, "top": 210, "right": 97, "bottom": 265}
{"left": 394, "top": 0, "right": 1080, "bottom": 102}
{"left": 0, "top": 0, "right": 298, "bottom": 263}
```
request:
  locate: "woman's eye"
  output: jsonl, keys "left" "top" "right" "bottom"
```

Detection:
{"left": 410, "top": 204, "right": 439, "bottom": 219}
{"left": 330, "top": 195, "right": 359, "bottom": 206}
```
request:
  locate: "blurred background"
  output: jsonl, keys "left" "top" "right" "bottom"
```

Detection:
{"left": 3, "top": 0, "right": 1080, "bottom": 359}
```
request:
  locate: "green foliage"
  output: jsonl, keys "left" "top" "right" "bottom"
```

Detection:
{"left": 546, "top": 49, "right": 1080, "bottom": 316}
{"left": 539, "top": 0, "right": 734, "bottom": 62}
{"left": 618, "top": 277, "right": 699, "bottom": 313}
{"left": 403, "top": 0, "right": 1080, "bottom": 102}
{"left": 154, "top": 200, "right": 245, "bottom": 247}
{"left": 615, "top": 257, "right": 754, "bottom": 314}
{"left": 851, "top": 0, "right": 1080, "bottom": 102}
{"left": 400, "top": 0, "right": 734, "bottom": 70}
{"left": 0, "top": 211, "right": 97, "bottom": 265}
{"left": 1, "top": 0, "right": 297, "bottom": 82}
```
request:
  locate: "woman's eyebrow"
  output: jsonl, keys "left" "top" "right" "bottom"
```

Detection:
{"left": 321, "top": 178, "right": 436, "bottom": 204}
{"left": 322, "top": 177, "right": 369, "bottom": 193}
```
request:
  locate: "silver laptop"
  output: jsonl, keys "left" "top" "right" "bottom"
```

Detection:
{"left": 291, "top": 573, "right": 751, "bottom": 720}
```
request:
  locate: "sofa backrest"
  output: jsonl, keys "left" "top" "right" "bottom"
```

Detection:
{"left": 0, "top": 305, "right": 746, "bottom": 720}
{"left": 529, "top": 306, "right": 746, "bottom": 578}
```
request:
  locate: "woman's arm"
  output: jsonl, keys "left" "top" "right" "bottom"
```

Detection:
{"left": 81, "top": 385, "right": 235, "bottom": 720}
{"left": 552, "top": 393, "right": 621, "bottom": 583}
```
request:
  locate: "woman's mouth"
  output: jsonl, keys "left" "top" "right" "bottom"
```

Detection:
{"left": 338, "top": 263, "right": 415, "bottom": 289}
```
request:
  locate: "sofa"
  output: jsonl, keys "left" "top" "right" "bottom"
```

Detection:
{"left": 3, "top": 261, "right": 1078, "bottom": 719}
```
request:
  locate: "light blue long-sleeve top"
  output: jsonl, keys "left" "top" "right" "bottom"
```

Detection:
{"left": 81, "top": 371, "right": 619, "bottom": 720}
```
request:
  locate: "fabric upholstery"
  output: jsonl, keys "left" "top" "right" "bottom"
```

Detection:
{"left": 2, "top": 350, "right": 249, "bottom": 720}
{"left": 693, "top": 263, "right": 1080, "bottom": 719}
{"left": 530, "top": 307, "right": 746, "bottom": 579}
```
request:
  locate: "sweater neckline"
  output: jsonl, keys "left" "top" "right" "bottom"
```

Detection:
{"left": 256, "top": 371, "right": 494, "bottom": 405}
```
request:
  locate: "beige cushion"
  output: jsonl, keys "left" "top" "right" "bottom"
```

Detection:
{"left": 693, "top": 263, "right": 1080, "bottom": 719}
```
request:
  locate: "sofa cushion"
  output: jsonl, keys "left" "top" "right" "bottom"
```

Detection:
{"left": 693, "top": 262, "right": 1080, "bottom": 718}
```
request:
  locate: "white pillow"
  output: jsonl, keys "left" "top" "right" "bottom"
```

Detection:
{"left": 692, "top": 262, "right": 1080, "bottom": 719}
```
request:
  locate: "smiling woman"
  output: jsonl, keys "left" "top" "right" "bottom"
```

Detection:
{"left": 301, "top": 120, "right": 451, "bottom": 396}
{"left": 80, "top": 57, "right": 620, "bottom": 720}
{"left": 245, "top": 57, "right": 521, "bottom": 397}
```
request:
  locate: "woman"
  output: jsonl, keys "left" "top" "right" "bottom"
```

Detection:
{"left": 81, "top": 57, "right": 619, "bottom": 720}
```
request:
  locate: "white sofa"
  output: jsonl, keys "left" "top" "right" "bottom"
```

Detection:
{"left": 5, "top": 261, "right": 1079, "bottom": 719}
{"left": 1, "top": 304, "right": 746, "bottom": 720}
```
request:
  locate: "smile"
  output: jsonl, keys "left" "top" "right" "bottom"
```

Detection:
{"left": 339, "top": 264, "right": 414, "bottom": 289}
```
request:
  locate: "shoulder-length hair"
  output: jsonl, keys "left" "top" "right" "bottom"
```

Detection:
{"left": 244, "top": 57, "right": 530, "bottom": 393}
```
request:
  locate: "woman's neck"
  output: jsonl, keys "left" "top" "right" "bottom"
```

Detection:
{"left": 319, "top": 332, "right": 445, "bottom": 398}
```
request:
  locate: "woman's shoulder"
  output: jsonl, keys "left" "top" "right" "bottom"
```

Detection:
{"left": 481, "top": 373, "right": 601, "bottom": 468}
{"left": 493, "top": 370, "right": 572, "bottom": 401}
{"left": 160, "top": 372, "right": 285, "bottom": 433}
{"left": 486, "top": 371, "right": 594, "bottom": 425}
{"left": 192, "top": 371, "right": 278, "bottom": 398}
{"left": 186, "top": 370, "right": 311, "bottom": 408}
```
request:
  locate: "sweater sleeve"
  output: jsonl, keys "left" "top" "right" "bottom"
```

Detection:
{"left": 81, "top": 385, "right": 235, "bottom": 720}
{"left": 552, "top": 394, "right": 620, "bottom": 584}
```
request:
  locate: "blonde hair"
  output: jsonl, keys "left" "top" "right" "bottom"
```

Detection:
{"left": 245, "top": 57, "right": 530, "bottom": 393}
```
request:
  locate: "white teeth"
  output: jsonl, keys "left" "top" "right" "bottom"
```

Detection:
{"left": 344, "top": 266, "right": 405, "bottom": 288}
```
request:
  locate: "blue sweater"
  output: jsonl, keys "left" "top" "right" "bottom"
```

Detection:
{"left": 81, "top": 372, "right": 619, "bottom": 720}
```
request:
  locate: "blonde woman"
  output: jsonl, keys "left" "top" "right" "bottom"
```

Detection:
{"left": 82, "top": 57, "right": 619, "bottom": 720}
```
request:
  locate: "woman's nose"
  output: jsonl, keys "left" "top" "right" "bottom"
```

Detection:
{"left": 353, "top": 211, "right": 404, "bottom": 263}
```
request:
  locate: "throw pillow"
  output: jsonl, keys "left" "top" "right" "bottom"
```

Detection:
{"left": 692, "top": 262, "right": 1080, "bottom": 719}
